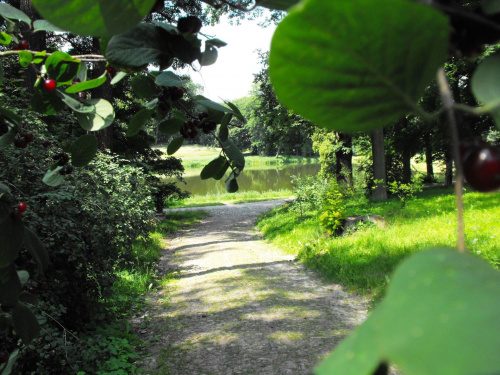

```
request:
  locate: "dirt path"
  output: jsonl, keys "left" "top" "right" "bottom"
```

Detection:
{"left": 133, "top": 200, "right": 368, "bottom": 375}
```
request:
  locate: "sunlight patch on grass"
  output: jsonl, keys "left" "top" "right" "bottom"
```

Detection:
{"left": 269, "top": 331, "right": 304, "bottom": 342}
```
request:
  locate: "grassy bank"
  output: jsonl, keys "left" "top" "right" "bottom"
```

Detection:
{"left": 256, "top": 187, "right": 500, "bottom": 301}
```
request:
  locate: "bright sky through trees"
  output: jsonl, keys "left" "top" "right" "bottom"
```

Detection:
{"left": 181, "top": 16, "right": 277, "bottom": 102}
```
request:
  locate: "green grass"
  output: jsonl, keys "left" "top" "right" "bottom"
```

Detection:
{"left": 168, "top": 189, "right": 293, "bottom": 208}
{"left": 256, "top": 187, "right": 500, "bottom": 301}
{"left": 110, "top": 210, "right": 209, "bottom": 316}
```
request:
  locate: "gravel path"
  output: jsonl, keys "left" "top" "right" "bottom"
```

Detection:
{"left": 133, "top": 200, "right": 368, "bottom": 375}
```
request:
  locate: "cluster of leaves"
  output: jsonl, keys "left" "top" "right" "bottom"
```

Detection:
{"left": 318, "top": 187, "right": 347, "bottom": 236}
{"left": 290, "top": 175, "right": 329, "bottom": 217}
{"left": 385, "top": 175, "right": 424, "bottom": 208}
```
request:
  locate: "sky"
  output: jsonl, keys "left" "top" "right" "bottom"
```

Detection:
{"left": 179, "top": 16, "right": 277, "bottom": 102}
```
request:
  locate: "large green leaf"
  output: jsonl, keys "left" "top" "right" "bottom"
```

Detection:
{"left": 197, "top": 99, "right": 233, "bottom": 114}
{"left": 70, "top": 134, "right": 98, "bottom": 167}
{"left": 221, "top": 138, "right": 245, "bottom": 171}
{"left": 131, "top": 74, "right": 157, "bottom": 99}
{"left": 65, "top": 73, "right": 107, "bottom": 93}
{"left": 33, "top": 19, "right": 66, "bottom": 32}
{"left": 30, "top": 90, "right": 66, "bottom": 115}
{"left": 75, "top": 99, "right": 115, "bottom": 131}
{"left": 156, "top": 71, "right": 188, "bottom": 87}
{"left": 471, "top": 52, "right": 500, "bottom": 129}
{"left": 127, "top": 109, "right": 153, "bottom": 137}
{"left": 167, "top": 136, "right": 184, "bottom": 155}
{"left": 56, "top": 91, "right": 95, "bottom": 113}
{"left": 42, "top": 166, "right": 64, "bottom": 187}
{"left": 315, "top": 248, "right": 500, "bottom": 375}
{"left": 158, "top": 118, "right": 183, "bottom": 135}
{"left": 12, "top": 302, "right": 40, "bottom": 345}
{"left": 23, "top": 228, "right": 49, "bottom": 273}
{"left": 106, "top": 23, "right": 171, "bottom": 70}
{"left": 32, "top": 0, "right": 156, "bottom": 37}
{"left": 269, "top": 0, "right": 449, "bottom": 132}
{"left": 0, "top": 216, "right": 24, "bottom": 268}
{"left": 45, "top": 51, "right": 80, "bottom": 83}
{"left": 0, "top": 3, "right": 31, "bottom": 25}
{"left": 200, "top": 156, "right": 227, "bottom": 180}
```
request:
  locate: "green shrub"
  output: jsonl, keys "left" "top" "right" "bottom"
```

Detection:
{"left": 319, "top": 186, "right": 347, "bottom": 235}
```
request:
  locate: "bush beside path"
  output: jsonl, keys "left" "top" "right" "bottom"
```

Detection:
{"left": 132, "top": 200, "right": 368, "bottom": 375}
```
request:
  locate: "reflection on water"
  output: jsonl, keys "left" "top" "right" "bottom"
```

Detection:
{"left": 175, "top": 163, "right": 321, "bottom": 196}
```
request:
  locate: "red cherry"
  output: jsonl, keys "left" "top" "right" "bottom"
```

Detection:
{"left": 20, "top": 40, "right": 29, "bottom": 50}
{"left": 18, "top": 202, "right": 27, "bottom": 212}
{"left": 42, "top": 140, "right": 51, "bottom": 148}
{"left": 44, "top": 79, "right": 57, "bottom": 91}
{"left": 14, "top": 138, "right": 27, "bottom": 148}
{"left": 78, "top": 92, "right": 87, "bottom": 100}
{"left": 24, "top": 133, "right": 34, "bottom": 143}
{"left": 463, "top": 142, "right": 500, "bottom": 192}
{"left": 28, "top": 287, "right": 37, "bottom": 294}
{"left": 106, "top": 66, "right": 117, "bottom": 76}
{"left": 11, "top": 209, "right": 22, "bottom": 219}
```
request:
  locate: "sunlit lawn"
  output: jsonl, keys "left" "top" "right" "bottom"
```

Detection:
{"left": 256, "top": 187, "right": 500, "bottom": 301}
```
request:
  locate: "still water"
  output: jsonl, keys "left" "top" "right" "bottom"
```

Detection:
{"left": 177, "top": 163, "right": 321, "bottom": 196}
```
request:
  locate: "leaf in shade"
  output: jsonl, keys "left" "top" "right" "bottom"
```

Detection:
{"left": 23, "top": 227, "right": 49, "bottom": 273}
{"left": 69, "top": 134, "right": 98, "bottom": 167}
{"left": 131, "top": 74, "right": 158, "bottom": 99}
{"left": 12, "top": 302, "right": 40, "bottom": 344}
{"left": 225, "top": 173, "right": 239, "bottom": 193}
{"left": 471, "top": 51, "right": 500, "bottom": 129}
{"left": 156, "top": 71, "right": 188, "bottom": 87}
{"left": 0, "top": 266, "right": 21, "bottom": 307}
{"left": 0, "top": 3, "right": 31, "bottom": 25}
{"left": 158, "top": 118, "right": 183, "bottom": 135}
{"left": 199, "top": 44, "right": 218, "bottom": 66}
{"left": 167, "top": 136, "right": 184, "bottom": 155}
{"left": 127, "top": 109, "right": 153, "bottom": 137}
{"left": 200, "top": 156, "right": 227, "bottom": 180}
{"left": 0, "top": 216, "right": 25, "bottom": 268}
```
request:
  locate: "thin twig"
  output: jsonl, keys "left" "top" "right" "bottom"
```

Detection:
{"left": 437, "top": 67, "right": 466, "bottom": 252}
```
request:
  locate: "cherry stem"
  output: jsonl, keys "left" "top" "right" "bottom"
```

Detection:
{"left": 0, "top": 50, "right": 107, "bottom": 62}
{"left": 437, "top": 67, "right": 465, "bottom": 253}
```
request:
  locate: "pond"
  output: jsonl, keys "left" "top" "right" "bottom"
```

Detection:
{"left": 175, "top": 163, "right": 322, "bottom": 196}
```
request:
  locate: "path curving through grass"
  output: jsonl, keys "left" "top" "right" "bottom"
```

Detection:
{"left": 133, "top": 200, "right": 367, "bottom": 375}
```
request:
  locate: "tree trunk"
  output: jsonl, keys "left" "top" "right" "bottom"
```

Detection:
{"left": 20, "top": 0, "right": 46, "bottom": 91}
{"left": 402, "top": 149, "right": 412, "bottom": 183}
{"left": 91, "top": 37, "right": 114, "bottom": 151}
{"left": 371, "top": 128, "right": 387, "bottom": 201}
{"left": 445, "top": 148, "right": 453, "bottom": 186}
{"left": 335, "top": 132, "right": 353, "bottom": 187}
{"left": 424, "top": 132, "right": 434, "bottom": 181}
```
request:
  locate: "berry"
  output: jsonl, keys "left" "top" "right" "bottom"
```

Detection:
{"left": 462, "top": 141, "right": 500, "bottom": 192}
{"left": 198, "top": 112, "right": 209, "bottom": 120}
{"left": 106, "top": 66, "right": 117, "bottom": 76}
{"left": 24, "top": 133, "right": 34, "bottom": 143}
{"left": 20, "top": 40, "right": 29, "bottom": 50}
{"left": 14, "top": 138, "right": 27, "bottom": 148}
{"left": 72, "top": 78, "right": 81, "bottom": 84}
{"left": 43, "top": 140, "right": 51, "bottom": 148}
{"left": 18, "top": 202, "right": 27, "bottom": 212}
{"left": 28, "top": 287, "right": 37, "bottom": 294}
{"left": 78, "top": 91, "right": 87, "bottom": 100}
{"left": 44, "top": 79, "right": 57, "bottom": 91}
{"left": 177, "top": 16, "right": 202, "bottom": 34}
{"left": 169, "top": 86, "right": 184, "bottom": 101}
{"left": 11, "top": 209, "right": 22, "bottom": 219}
